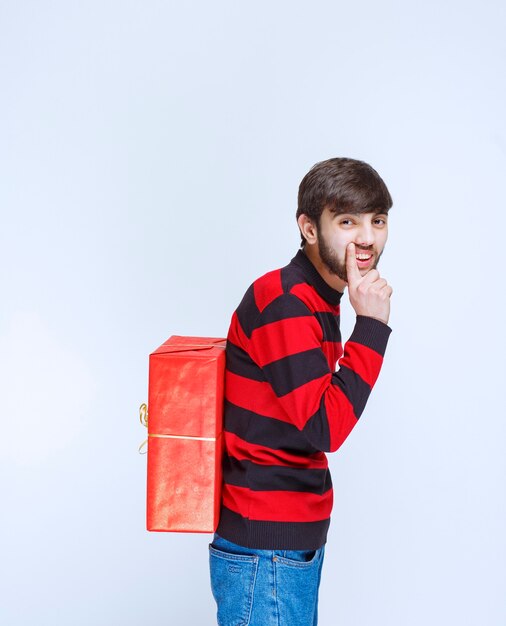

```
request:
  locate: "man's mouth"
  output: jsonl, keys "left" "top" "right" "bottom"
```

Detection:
{"left": 355, "top": 252, "right": 374, "bottom": 268}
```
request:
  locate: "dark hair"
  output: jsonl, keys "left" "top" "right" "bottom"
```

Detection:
{"left": 296, "top": 157, "right": 392, "bottom": 244}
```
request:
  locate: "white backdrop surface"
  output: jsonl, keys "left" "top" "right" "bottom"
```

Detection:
{"left": 1, "top": 1, "right": 505, "bottom": 624}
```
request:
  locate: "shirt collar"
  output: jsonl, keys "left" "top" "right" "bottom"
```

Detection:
{"left": 290, "top": 249, "right": 344, "bottom": 306}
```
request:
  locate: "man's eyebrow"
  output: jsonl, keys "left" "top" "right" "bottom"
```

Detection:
{"left": 332, "top": 210, "right": 389, "bottom": 217}
{"left": 331, "top": 210, "right": 361, "bottom": 216}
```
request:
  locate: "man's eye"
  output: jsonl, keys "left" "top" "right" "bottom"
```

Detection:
{"left": 374, "top": 218, "right": 387, "bottom": 226}
{"left": 340, "top": 219, "right": 353, "bottom": 226}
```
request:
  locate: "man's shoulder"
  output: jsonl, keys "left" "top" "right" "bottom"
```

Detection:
{"left": 233, "top": 258, "right": 316, "bottom": 336}
{"left": 248, "top": 258, "right": 308, "bottom": 313}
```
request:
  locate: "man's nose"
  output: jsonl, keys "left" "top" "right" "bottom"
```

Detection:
{"left": 355, "top": 222, "right": 375, "bottom": 247}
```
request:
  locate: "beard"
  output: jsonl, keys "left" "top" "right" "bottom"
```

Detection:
{"left": 317, "top": 230, "right": 383, "bottom": 283}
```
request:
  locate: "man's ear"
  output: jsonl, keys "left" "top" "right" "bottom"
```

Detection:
{"left": 297, "top": 214, "right": 318, "bottom": 245}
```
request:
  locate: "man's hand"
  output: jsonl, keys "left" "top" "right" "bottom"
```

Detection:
{"left": 346, "top": 243, "right": 392, "bottom": 324}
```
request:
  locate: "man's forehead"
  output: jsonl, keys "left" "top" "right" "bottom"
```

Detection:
{"left": 327, "top": 207, "right": 389, "bottom": 216}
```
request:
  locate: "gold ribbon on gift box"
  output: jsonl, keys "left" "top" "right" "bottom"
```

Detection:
{"left": 138, "top": 403, "right": 217, "bottom": 455}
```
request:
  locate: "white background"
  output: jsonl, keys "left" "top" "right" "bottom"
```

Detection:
{"left": 1, "top": 1, "right": 505, "bottom": 624}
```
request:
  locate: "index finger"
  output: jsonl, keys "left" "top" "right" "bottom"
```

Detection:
{"left": 346, "top": 243, "right": 361, "bottom": 285}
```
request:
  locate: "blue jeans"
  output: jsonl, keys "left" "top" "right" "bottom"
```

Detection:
{"left": 209, "top": 534, "right": 325, "bottom": 626}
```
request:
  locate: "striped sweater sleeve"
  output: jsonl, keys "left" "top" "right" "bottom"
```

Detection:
{"left": 246, "top": 293, "right": 391, "bottom": 453}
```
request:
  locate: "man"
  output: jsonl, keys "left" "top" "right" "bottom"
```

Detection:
{"left": 209, "top": 157, "right": 393, "bottom": 625}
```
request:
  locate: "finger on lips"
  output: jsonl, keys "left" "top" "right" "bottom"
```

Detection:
{"left": 346, "top": 243, "right": 360, "bottom": 282}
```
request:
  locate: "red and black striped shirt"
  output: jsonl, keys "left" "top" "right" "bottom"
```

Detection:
{"left": 216, "top": 249, "right": 391, "bottom": 550}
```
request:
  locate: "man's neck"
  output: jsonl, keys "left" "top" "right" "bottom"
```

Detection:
{"left": 302, "top": 245, "right": 347, "bottom": 293}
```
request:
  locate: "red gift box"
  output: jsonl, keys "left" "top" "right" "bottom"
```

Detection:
{"left": 145, "top": 336, "right": 226, "bottom": 532}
